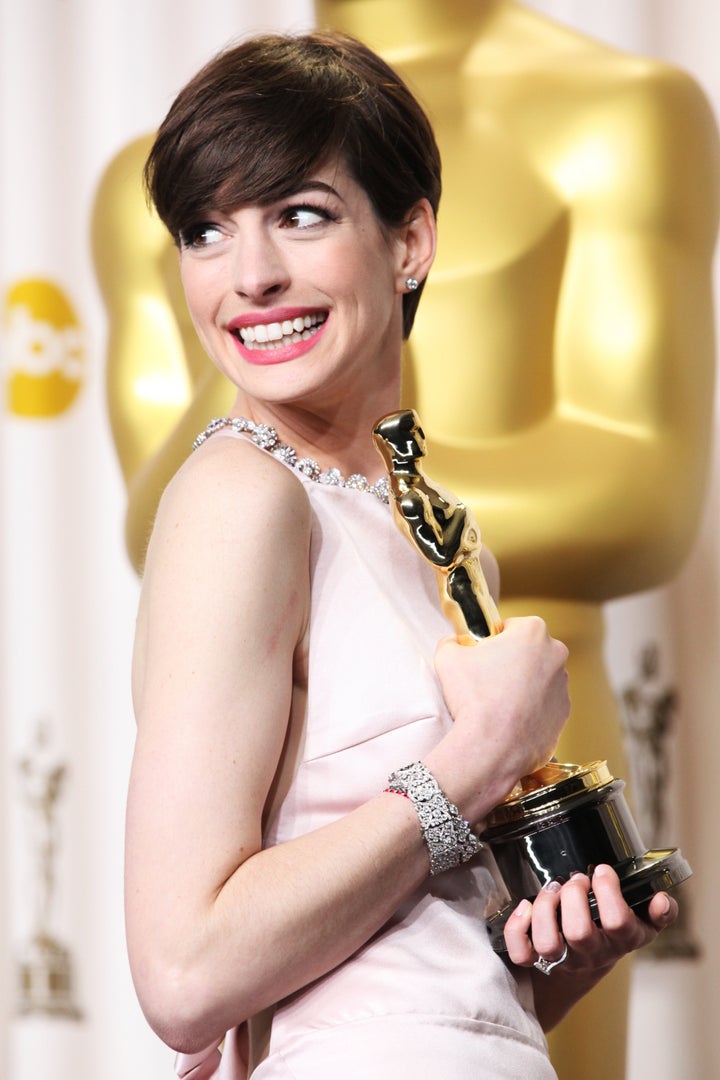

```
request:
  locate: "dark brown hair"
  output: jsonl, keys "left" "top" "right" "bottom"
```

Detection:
{"left": 144, "top": 31, "right": 441, "bottom": 338}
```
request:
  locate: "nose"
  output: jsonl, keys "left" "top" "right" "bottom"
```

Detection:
{"left": 231, "top": 224, "right": 290, "bottom": 302}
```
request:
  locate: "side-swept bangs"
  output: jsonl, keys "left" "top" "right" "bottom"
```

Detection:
{"left": 145, "top": 31, "right": 441, "bottom": 337}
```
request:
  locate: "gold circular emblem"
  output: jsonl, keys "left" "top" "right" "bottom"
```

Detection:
{"left": 4, "top": 278, "right": 85, "bottom": 417}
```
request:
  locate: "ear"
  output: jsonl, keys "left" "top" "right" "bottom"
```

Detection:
{"left": 394, "top": 198, "right": 437, "bottom": 292}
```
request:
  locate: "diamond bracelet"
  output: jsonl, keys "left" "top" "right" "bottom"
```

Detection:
{"left": 385, "top": 761, "right": 483, "bottom": 875}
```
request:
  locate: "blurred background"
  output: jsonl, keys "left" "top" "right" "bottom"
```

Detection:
{"left": 1, "top": 2, "right": 718, "bottom": 1077}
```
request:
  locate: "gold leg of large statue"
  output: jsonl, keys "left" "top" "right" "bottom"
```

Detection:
{"left": 510, "top": 597, "right": 632, "bottom": 1080}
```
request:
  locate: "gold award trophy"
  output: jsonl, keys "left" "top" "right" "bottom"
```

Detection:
{"left": 373, "top": 409, "right": 691, "bottom": 950}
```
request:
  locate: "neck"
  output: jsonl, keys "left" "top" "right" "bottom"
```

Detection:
{"left": 232, "top": 391, "right": 400, "bottom": 482}
{"left": 315, "top": 0, "right": 506, "bottom": 57}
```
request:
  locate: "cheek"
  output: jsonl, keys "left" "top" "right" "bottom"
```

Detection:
{"left": 363, "top": 258, "right": 400, "bottom": 315}
{"left": 182, "top": 268, "right": 220, "bottom": 327}
{"left": 350, "top": 259, "right": 397, "bottom": 318}
{"left": 314, "top": 236, "right": 395, "bottom": 300}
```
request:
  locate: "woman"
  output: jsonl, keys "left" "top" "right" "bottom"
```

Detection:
{"left": 127, "top": 32, "right": 677, "bottom": 1079}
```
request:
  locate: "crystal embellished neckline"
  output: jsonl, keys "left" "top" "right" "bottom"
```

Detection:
{"left": 193, "top": 416, "right": 390, "bottom": 504}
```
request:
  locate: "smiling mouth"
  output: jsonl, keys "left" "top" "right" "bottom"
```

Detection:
{"left": 234, "top": 312, "right": 327, "bottom": 351}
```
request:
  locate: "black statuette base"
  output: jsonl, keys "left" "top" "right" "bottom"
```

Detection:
{"left": 481, "top": 773, "right": 692, "bottom": 952}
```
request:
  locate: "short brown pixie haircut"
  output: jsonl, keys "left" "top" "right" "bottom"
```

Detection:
{"left": 144, "top": 31, "right": 441, "bottom": 339}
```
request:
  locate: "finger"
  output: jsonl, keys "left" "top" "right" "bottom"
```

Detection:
{"left": 433, "top": 636, "right": 459, "bottom": 667}
{"left": 504, "top": 898, "right": 535, "bottom": 966}
{"left": 590, "top": 864, "right": 626, "bottom": 927}
{"left": 647, "top": 891, "right": 678, "bottom": 931}
{"left": 530, "top": 879, "right": 564, "bottom": 959}
{"left": 591, "top": 864, "right": 649, "bottom": 948}
{"left": 556, "top": 873, "right": 593, "bottom": 940}
{"left": 555, "top": 872, "right": 607, "bottom": 962}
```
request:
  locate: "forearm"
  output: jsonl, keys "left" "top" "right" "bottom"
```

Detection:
{"left": 129, "top": 715, "right": 527, "bottom": 1058}
{"left": 128, "top": 790, "right": 433, "bottom": 1053}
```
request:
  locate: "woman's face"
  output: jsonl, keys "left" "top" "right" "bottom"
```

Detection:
{"left": 178, "top": 160, "right": 410, "bottom": 417}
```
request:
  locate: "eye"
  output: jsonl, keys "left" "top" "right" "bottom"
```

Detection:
{"left": 280, "top": 204, "right": 334, "bottom": 230}
{"left": 179, "top": 223, "right": 224, "bottom": 249}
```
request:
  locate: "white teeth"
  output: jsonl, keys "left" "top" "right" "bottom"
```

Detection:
{"left": 237, "top": 312, "right": 326, "bottom": 350}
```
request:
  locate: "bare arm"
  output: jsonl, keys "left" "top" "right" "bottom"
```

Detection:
{"left": 126, "top": 437, "right": 570, "bottom": 1054}
{"left": 127, "top": 438, "right": 425, "bottom": 1050}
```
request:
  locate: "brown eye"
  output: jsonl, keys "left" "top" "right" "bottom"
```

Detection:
{"left": 179, "top": 224, "right": 223, "bottom": 249}
{"left": 280, "top": 205, "right": 331, "bottom": 229}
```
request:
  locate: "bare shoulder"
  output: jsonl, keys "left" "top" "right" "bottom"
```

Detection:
{"left": 149, "top": 433, "right": 311, "bottom": 569}
{"left": 129, "top": 436, "right": 312, "bottom": 907}
{"left": 134, "top": 435, "right": 312, "bottom": 702}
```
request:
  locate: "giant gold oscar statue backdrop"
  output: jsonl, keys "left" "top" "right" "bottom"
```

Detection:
{"left": 92, "top": 2, "right": 720, "bottom": 1077}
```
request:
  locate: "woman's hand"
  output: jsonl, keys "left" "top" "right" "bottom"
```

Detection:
{"left": 426, "top": 616, "right": 571, "bottom": 822}
{"left": 504, "top": 864, "right": 679, "bottom": 1030}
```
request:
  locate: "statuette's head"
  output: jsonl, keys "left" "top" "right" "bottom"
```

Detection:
{"left": 373, "top": 408, "right": 427, "bottom": 469}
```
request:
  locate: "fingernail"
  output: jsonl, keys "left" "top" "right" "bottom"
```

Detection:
{"left": 514, "top": 898, "right": 532, "bottom": 918}
{"left": 659, "top": 894, "right": 672, "bottom": 917}
{"left": 543, "top": 880, "right": 562, "bottom": 894}
{"left": 570, "top": 870, "right": 586, "bottom": 879}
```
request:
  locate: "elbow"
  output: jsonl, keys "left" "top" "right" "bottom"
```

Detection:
{"left": 125, "top": 882, "right": 270, "bottom": 1051}
{"left": 131, "top": 956, "right": 243, "bottom": 1055}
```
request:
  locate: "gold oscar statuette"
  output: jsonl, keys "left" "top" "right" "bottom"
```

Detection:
{"left": 373, "top": 408, "right": 692, "bottom": 949}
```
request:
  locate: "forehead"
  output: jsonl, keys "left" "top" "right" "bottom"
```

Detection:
{"left": 218, "top": 158, "right": 379, "bottom": 219}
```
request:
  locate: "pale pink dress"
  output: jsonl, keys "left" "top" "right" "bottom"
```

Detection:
{"left": 175, "top": 436, "right": 556, "bottom": 1079}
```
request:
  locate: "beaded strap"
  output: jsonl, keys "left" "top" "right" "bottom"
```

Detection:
{"left": 386, "top": 761, "right": 483, "bottom": 875}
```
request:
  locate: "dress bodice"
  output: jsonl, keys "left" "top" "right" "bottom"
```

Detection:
{"left": 178, "top": 431, "right": 555, "bottom": 1080}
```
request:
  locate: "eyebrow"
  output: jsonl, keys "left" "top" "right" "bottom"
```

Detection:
{"left": 188, "top": 179, "right": 346, "bottom": 227}
{"left": 290, "top": 180, "right": 343, "bottom": 200}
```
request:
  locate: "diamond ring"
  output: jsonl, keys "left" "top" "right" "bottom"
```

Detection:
{"left": 533, "top": 942, "right": 569, "bottom": 976}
